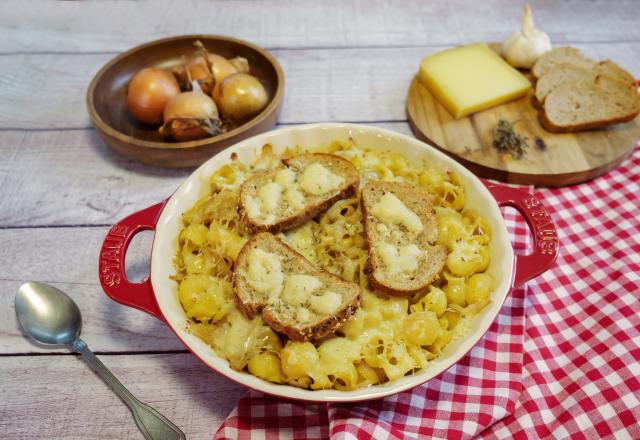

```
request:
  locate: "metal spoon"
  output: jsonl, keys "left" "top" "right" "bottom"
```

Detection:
{"left": 15, "top": 281, "right": 186, "bottom": 440}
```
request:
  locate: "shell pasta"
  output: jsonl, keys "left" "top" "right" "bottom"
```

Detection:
{"left": 173, "top": 139, "right": 492, "bottom": 390}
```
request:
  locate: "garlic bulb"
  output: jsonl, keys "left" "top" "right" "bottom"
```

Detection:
{"left": 502, "top": 4, "right": 551, "bottom": 69}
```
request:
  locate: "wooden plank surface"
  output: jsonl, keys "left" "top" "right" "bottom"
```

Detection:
{"left": 0, "top": 225, "right": 181, "bottom": 353}
{"left": 1, "top": 44, "right": 640, "bottom": 130}
{"left": 2, "top": 0, "right": 639, "bottom": 438}
{"left": 0, "top": 353, "right": 246, "bottom": 439}
{"left": 1, "top": 0, "right": 639, "bottom": 53}
{"left": 0, "top": 123, "right": 411, "bottom": 227}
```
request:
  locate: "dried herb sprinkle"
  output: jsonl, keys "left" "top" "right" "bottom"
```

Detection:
{"left": 493, "top": 119, "right": 529, "bottom": 159}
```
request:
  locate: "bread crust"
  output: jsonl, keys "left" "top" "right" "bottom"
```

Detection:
{"left": 232, "top": 232, "right": 360, "bottom": 342}
{"left": 239, "top": 154, "right": 359, "bottom": 234}
{"left": 361, "top": 181, "right": 446, "bottom": 297}
{"left": 541, "top": 107, "right": 640, "bottom": 133}
{"left": 262, "top": 301, "right": 359, "bottom": 342}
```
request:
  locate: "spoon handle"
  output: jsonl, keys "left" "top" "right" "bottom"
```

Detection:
{"left": 72, "top": 338, "right": 186, "bottom": 440}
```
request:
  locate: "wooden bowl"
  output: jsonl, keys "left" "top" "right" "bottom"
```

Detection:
{"left": 87, "top": 35, "right": 284, "bottom": 168}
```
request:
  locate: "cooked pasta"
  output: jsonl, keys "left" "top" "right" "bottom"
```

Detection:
{"left": 173, "top": 139, "right": 492, "bottom": 390}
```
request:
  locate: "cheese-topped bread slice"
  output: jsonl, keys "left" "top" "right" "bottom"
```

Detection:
{"left": 239, "top": 153, "right": 359, "bottom": 234}
{"left": 361, "top": 181, "right": 447, "bottom": 296}
{"left": 233, "top": 232, "right": 360, "bottom": 341}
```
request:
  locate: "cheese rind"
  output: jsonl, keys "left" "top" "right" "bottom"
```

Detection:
{"left": 371, "top": 193, "right": 423, "bottom": 233}
{"left": 419, "top": 43, "right": 531, "bottom": 119}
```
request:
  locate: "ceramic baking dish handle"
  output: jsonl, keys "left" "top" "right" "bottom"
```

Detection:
{"left": 487, "top": 185, "right": 559, "bottom": 288}
{"left": 99, "top": 201, "right": 167, "bottom": 322}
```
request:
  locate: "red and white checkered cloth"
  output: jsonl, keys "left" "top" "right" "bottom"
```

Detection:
{"left": 214, "top": 146, "right": 640, "bottom": 440}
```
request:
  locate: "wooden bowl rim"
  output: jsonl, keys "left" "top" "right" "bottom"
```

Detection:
{"left": 86, "top": 34, "right": 285, "bottom": 150}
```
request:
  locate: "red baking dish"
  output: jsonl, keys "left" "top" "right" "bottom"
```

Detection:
{"left": 99, "top": 123, "right": 558, "bottom": 402}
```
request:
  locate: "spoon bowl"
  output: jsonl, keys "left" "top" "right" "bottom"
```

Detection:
{"left": 15, "top": 282, "right": 82, "bottom": 346}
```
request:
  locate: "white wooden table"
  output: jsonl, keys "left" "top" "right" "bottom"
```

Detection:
{"left": 1, "top": 1, "right": 638, "bottom": 438}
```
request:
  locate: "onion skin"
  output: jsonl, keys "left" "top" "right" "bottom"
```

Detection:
{"left": 208, "top": 54, "right": 239, "bottom": 85}
{"left": 160, "top": 91, "right": 220, "bottom": 141}
{"left": 212, "top": 73, "right": 269, "bottom": 122}
{"left": 127, "top": 68, "right": 180, "bottom": 125}
{"left": 187, "top": 55, "right": 215, "bottom": 94}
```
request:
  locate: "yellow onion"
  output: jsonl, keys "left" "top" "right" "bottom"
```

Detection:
{"left": 186, "top": 55, "right": 214, "bottom": 94}
{"left": 213, "top": 73, "right": 268, "bottom": 122}
{"left": 208, "top": 53, "right": 239, "bottom": 85}
{"left": 159, "top": 85, "right": 220, "bottom": 142}
{"left": 127, "top": 68, "right": 180, "bottom": 125}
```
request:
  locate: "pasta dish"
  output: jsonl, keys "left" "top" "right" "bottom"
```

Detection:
{"left": 173, "top": 140, "right": 492, "bottom": 390}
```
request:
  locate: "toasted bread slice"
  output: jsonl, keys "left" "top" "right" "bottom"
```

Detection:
{"left": 239, "top": 153, "right": 359, "bottom": 234}
{"left": 361, "top": 181, "right": 447, "bottom": 297}
{"left": 532, "top": 47, "right": 595, "bottom": 80}
{"left": 233, "top": 232, "right": 360, "bottom": 341}
{"left": 542, "top": 75, "right": 640, "bottom": 132}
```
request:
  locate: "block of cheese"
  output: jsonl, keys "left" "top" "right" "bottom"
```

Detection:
{"left": 419, "top": 43, "right": 531, "bottom": 119}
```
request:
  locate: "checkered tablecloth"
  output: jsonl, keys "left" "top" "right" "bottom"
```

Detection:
{"left": 214, "top": 146, "right": 640, "bottom": 440}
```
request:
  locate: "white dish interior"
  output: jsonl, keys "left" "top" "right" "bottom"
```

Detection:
{"left": 151, "top": 123, "right": 514, "bottom": 402}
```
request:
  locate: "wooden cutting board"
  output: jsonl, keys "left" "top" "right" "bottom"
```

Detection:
{"left": 406, "top": 75, "right": 640, "bottom": 187}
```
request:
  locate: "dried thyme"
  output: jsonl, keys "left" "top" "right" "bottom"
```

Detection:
{"left": 492, "top": 119, "right": 529, "bottom": 159}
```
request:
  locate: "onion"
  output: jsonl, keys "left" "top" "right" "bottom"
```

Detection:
{"left": 127, "top": 68, "right": 180, "bottom": 125}
{"left": 208, "top": 53, "right": 239, "bottom": 85}
{"left": 186, "top": 55, "right": 214, "bottom": 94}
{"left": 160, "top": 84, "right": 220, "bottom": 142}
{"left": 212, "top": 73, "right": 268, "bottom": 122}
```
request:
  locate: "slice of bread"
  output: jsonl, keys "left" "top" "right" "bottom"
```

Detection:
{"left": 535, "top": 61, "right": 637, "bottom": 107}
{"left": 535, "top": 63, "right": 598, "bottom": 105}
{"left": 361, "top": 181, "right": 447, "bottom": 297}
{"left": 533, "top": 47, "right": 636, "bottom": 87}
{"left": 532, "top": 47, "right": 594, "bottom": 80}
{"left": 596, "top": 60, "right": 637, "bottom": 87}
{"left": 542, "top": 75, "right": 640, "bottom": 133}
{"left": 233, "top": 232, "right": 360, "bottom": 341}
{"left": 239, "top": 153, "right": 359, "bottom": 234}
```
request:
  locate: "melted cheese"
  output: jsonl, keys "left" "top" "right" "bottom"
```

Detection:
{"left": 377, "top": 242, "right": 422, "bottom": 275}
{"left": 300, "top": 163, "right": 345, "bottom": 195}
{"left": 246, "top": 249, "right": 284, "bottom": 297}
{"left": 371, "top": 193, "right": 423, "bottom": 233}
{"left": 244, "top": 196, "right": 261, "bottom": 219}
{"left": 275, "top": 168, "right": 297, "bottom": 186}
{"left": 284, "top": 187, "right": 306, "bottom": 211}
{"left": 309, "top": 291, "right": 342, "bottom": 315}
{"left": 296, "top": 307, "right": 312, "bottom": 324}
{"left": 258, "top": 182, "right": 282, "bottom": 214}
{"left": 282, "top": 274, "right": 322, "bottom": 306}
